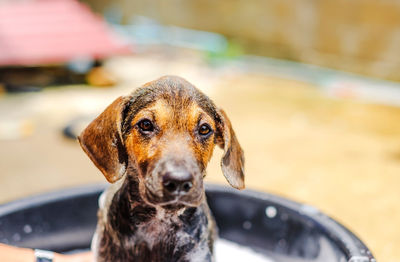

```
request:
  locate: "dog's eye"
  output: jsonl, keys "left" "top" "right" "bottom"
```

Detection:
{"left": 198, "top": 123, "right": 212, "bottom": 136}
{"left": 137, "top": 119, "right": 154, "bottom": 133}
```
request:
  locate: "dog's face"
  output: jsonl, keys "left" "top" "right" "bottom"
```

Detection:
{"left": 125, "top": 98, "right": 217, "bottom": 206}
{"left": 79, "top": 76, "right": 244, "bottom": 208}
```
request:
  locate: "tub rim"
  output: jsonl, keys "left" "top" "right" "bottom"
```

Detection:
{"left": 0, "top": 183, "right": 376, "bottom": 262}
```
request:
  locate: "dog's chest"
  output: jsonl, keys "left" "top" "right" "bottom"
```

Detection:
{"left": 96, "top": 205, "right": 212, "bottom": 262}
{"left": 132, "top": 208, "right": 188, "bottom": 247}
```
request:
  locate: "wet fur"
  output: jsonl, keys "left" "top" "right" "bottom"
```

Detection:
{"left": 93, "top": 173, "right": 216, "bottom": 262}
{"left": 79, "top": 76, "right": 244, "bottom": 262}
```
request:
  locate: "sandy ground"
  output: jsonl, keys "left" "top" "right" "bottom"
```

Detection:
{"left": 0, "top": 52, "right": 399, "bottom": 261}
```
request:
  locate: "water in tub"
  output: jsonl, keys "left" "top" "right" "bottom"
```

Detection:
{"left": 215, "top": 239, "right": 274, "bottom": 262}
{"left": 67, "top": 238, "right": 274, "bottom": 261}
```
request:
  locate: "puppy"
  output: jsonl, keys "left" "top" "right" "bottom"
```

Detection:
{"left": 78, "top": 76, "right": 244, "bottom": 262}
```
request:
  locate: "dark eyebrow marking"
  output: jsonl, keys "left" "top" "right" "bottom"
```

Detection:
{"left": 135, "top": 110, "right": 156, "bottom": 123}
{"left": 196, "top": 113, "right": 204, "bottom": 126}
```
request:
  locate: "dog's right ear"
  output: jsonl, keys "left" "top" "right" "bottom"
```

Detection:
{"left": 78, "top": 96, "right": 129, "bottom": 183}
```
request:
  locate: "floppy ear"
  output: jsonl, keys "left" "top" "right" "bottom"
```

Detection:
{"left": 78, "top": 96, "right": 129, "bottom": 183}
{"left": 216, "top": 109, "right": 245, "bottom": 189}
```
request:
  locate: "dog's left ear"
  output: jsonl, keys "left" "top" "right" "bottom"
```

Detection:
{"left": 216, "top": 109, "right": 245, "bottom": 190}
{"left": 78, "top": 96, "right": 129, "bottom": 183}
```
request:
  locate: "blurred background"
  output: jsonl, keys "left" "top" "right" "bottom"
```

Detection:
{"left": 0, "top": 0, "right": 399, "bottom": 261}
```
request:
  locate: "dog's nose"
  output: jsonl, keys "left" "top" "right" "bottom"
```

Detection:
{"left": 162, "top": 171, "right": 193, "bottom": 195}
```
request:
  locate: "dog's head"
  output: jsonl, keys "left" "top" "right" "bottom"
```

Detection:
{"left": 79, "top": 76, "right": 244, "bottom": 207}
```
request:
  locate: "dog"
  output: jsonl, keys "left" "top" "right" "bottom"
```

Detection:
{"left": 78, "top": 76, "right": 245, "bottom": 262}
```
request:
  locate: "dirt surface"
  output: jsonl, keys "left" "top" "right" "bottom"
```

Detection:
{"left": 0, "top": 53, "right": 399, "bottom": 261}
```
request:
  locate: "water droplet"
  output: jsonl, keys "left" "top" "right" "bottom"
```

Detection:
{"left": 12, "top": 233, "right": 21, "bottom": 242}
{"left": 23, "top": 225, "right": 32, "bottom": 234}
{"left": 242, "top": 220, "right": 252, "bottom": 230}
{"left": 265, "top": 206, "right": 277, "bottom": 218}
{"left": 278, "top": 239, "right": 286, "bottom": 247}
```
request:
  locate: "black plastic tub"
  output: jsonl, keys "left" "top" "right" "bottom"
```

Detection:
{"left": 0, "top": 184, "right": 375, "bottom": 262}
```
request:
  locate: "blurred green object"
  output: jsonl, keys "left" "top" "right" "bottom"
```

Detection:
{"left": 207, "top": 40, "right": 244, "bottom": 62}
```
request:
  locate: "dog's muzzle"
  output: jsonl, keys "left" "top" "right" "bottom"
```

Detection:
{"left": 145, "top": 158, "right": 203, "bottom": 207}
